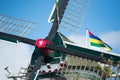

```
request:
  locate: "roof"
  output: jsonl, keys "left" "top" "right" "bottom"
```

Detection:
{"left": 58, "top": 32, "right": 120, "bottom": 64}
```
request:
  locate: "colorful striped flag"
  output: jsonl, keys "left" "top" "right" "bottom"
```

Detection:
{"left": 88, "top": 31, "right": 112, "bottom": 52}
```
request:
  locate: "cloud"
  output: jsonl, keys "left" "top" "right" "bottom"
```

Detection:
{"left": 68, "top": 34, "right": 86, "bottom": 47}
{"left": 100, "top": 31, "right": 120, "bottom": 48}
{"left": 0, "top": 40, "right": 34, "bottom": 80}
{"left": 68, "top": 30, "right": 120, "bottom": 53}
{"left": 100, "top": 30, "right": 120, "bottom": 53}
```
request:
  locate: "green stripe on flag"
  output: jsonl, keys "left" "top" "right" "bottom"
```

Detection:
{"left": 90, "top": 42, "right": 105, "bottom": 47}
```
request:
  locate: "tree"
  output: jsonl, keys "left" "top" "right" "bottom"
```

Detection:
{"left": 115, "top": 61, "right": 120, "bottom": 80}
{"left": 102, "top": 59, "right": 113, "bottom": 80}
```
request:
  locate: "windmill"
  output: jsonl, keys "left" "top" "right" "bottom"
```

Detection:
{"left": 1, "top": 0, "right": 120, "bottom": 80}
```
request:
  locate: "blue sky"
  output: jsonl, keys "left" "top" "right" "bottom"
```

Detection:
{"left": 0, "top": 0, "right": 120, "bottom": 42}
{"left": 0, "top": 0, "right": 119, "bottom": 52}
{"left": 68, "top": 0, "right": 120, "bottom": 53}
{"left": 0, "top": 0, "right": 54, "bottom": 39}
{"left": 83, "top": 0, "right": 120, "bottom": 34}
{"left": 0, "top": 0, "right": 120, "bottom": 79}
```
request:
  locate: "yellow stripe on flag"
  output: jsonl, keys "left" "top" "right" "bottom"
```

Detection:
{"left": 89, "top": 38, "right": 104, "bottom": 44}
{"left": 104, "top": 45, "right": 111, "bottom": 52}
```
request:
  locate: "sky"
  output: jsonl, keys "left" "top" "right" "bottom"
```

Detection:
{"left": 0, "top": 0, "right": 120, "bottom": 80}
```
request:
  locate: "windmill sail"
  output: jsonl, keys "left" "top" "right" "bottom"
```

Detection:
{"left": 49, "top": 0, "right": 91, "bottom": 34}
{"left": 0, "top": 14, "right": 37, "bottom": 43}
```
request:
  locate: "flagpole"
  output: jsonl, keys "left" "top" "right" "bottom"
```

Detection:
{"left": 86, "top": 28, "right": 88, "bottom": 47}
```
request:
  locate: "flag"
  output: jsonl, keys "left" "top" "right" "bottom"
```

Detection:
{"left": 88, "top": 31, "right": 112, "bottom": 52}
